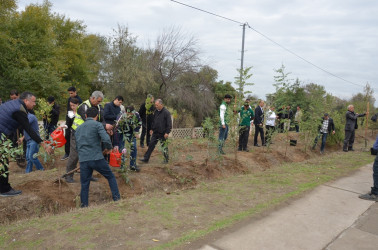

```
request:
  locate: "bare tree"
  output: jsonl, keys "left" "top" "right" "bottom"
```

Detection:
{"left": 150, "top": 26, "right": 201, "bottom": 98}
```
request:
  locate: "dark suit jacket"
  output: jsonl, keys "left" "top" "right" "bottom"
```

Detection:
{"left": 254, "top": 106, "right": 264, "bottom": 125}
{"left": 345, "top": 111, "right": 365, "bottom": 131}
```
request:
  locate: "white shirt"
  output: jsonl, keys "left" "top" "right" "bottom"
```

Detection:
{"left": 220, "top": 104, "right": 226, "bottom": 125}
{"left": 266, "top": 110, "right": 276, "bottom": 126}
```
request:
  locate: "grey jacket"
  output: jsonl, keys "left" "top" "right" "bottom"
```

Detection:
{"left": 344, "top": 111, "right": 365, "bottom": 131}
{"left": 75, "top": 118, "right": 112, "bottom": 162}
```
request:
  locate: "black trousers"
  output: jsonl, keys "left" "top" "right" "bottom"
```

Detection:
{"left": 143, "top": 133, "right": 168, "bottom": 162}
{"left": 238, "top": 126, "right": 250, "bottom": 150}
{"left": 0, "top": 158, "right": 11, "bottom": 193}
{"left": 265, "top": 125, "right": 275, "bottom": 144}
{"left": 64, "top": 126, "right": 71, "bottom": 155}
{"left": 140, "top": 123, "right": 151, "bottom": 146}
{"left": 343, "top": 130, "right": 355, "bottom": 150}
{"left": 254, "top": 125, "right": 265, "bottom": 145}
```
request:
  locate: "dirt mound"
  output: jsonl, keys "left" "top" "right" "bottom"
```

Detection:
{"left": 2, "top": 131, "right": 373, "bottom": 224}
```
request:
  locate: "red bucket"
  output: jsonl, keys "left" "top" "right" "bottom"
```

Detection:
{"left": 109, "top": 150, "right": 122, "bottom": 167}
{"left": 50, "top": 128, "right": 66, "bottom": 148}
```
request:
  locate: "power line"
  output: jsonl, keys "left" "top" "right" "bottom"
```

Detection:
{"left": 171, "top": 0, "right": 375, "bottom": 91}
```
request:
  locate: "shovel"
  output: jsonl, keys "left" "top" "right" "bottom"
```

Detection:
{"left": 54, "top": 166, "right": 80, "bottom": 183}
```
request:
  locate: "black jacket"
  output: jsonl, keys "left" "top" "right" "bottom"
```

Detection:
{"left": 138, "top": 102, "right": 155, "bottom": 125}
{"left": 254, "top": 106, "right": 264, "bottom": 125}
{"left": 43, "top": 103, "right": 60, "bottom": 126}
{"left": 104, "top": 102, "right": 121, "bottom": 125}
{"left": 318, "top": 117, "right": 335, "bottom": 133}
{"left": 151, "top": 107, "right": 172, "bottom": 135}
{"left": 345, "top": 111, "right": 365, "bottom": 131}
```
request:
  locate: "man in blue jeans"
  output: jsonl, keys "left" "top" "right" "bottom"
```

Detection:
{"left": 312, "top": 113, "right": 335, "bottom": 154}
{"left": 359, "top": 135, "right": 378, "bottom": 201}
{"left": 75, "top": 107, "right": 120, "bottom": 207}
{"left": 24, "top": 113, "right": 44, "bottom": 173}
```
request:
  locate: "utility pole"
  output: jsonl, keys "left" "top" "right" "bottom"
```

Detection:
{"left": 239, "top": 23, "right": 246, "bottom": 92}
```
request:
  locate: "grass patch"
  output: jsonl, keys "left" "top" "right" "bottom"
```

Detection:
{"left": 0, "top": 151, "right": 374, "bottom": 249}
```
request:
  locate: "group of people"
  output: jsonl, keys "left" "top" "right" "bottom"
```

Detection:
{"left": 218, "top": 94, "right": 378, "bottom": 202}
{"left": 218, "top": 95, "right": 306, "bottom": 153}
{"left": 0, "top": 88, "right": 172, "bottom": 207}
{"left": 218, "top": 94, "right": 370, "bottom": 155}
{"left": 1, "top": 90, "right": 377, "bottom": 204}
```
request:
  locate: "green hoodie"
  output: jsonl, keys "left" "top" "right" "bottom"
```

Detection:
{"left": 239, "top": 106, "right": 254, "bottom": 126}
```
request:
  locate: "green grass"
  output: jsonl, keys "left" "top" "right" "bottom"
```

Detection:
{"left": 0, "top": 151, "right": 374, "bottom": 249}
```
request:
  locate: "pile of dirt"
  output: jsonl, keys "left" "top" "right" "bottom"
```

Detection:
{"left": 1, "top": 131, "right": 373, "bottom": 224}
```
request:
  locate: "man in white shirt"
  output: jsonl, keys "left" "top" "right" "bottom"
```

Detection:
{"left": 265, "top": 106, "right": 276, "bottom": 145}
{"left": 218, "top": 94, "right": 232, "bottom": 154}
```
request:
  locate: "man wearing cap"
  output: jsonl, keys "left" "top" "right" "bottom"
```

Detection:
{"left": 312, "top": 113, "right": 335, "bottom": 154}
{"left": 218, "top": 94, "right": 232, "bottom": 154}
{"left": 343, "top": 104, "right": 366, "bottom": 152}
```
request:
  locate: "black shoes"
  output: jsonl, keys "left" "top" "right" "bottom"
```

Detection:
{"left": 139, "top": 158, "right": 149, "bottom": 163}
{"left": 343, "top": 149, "right": 348, "bottom": 152}
{"left": 61, "top": 154, "right": 69, "bottom": 161}
{"left": 65, "top": 176, "right": 75, "bottom": 183}
{"left": 349, "top": 148, "right": 355, "bottom": 151}
{"left": 0, "top": 188, "right": 22, "bottom": 197}
{"left": 219, "top": 150, "right": 226, "bottom": 155}
{"left": 140, "top": 144, "right": 145, "bottom": 148}
{"left": 254, "top": 144, "right": 260, "bottom": 147}
{"left": 90, "top": 177, "right": 98, "bottom": 182}
{"left": 359, "top": 193, "right": 378, "bottom": 201}
{"left": 130, "top": 166, "right": 140, "bottom": 172}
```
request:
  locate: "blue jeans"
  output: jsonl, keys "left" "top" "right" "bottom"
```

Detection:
{"left": 313, "top": 132, "right": 328, "bottom": 152}
{"left": 25, "top": 140, "right": 44, "bottom": 173}
{"left": 119, "top": 136, "right": 137, "bottom": 167}
{"left": 80, "top": 158, "right": 120, "bottom": 207}
{"left": 218, "top": 125, "right": 229, "bottom": 151}
{"left": 320, "top": 133, "right": 328, "bottom": 152}
{"left": 372, "top": 154, "right": 378, "bottom": 194}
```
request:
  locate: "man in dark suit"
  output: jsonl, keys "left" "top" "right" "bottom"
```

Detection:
{"left": 254, "top": 100, "right": 265, "bottom": 147}
{"left": 343, "top": 105, "right": 366, "bottom": 152}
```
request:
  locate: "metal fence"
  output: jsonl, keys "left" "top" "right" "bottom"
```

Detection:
{"left": 170, "top": 127, "right": 204, "bottom": 139}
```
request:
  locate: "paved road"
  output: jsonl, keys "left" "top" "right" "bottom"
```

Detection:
{"left": 199, "top": 163, "right": 378, "bottom": 250}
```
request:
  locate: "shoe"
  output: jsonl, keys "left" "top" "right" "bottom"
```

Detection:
{"left": 254, "top": 144, "right": 260, "bottom": 147}
{"left": 238, "top": 148, "right": 242, "bottom": 151}
{"left": 90, "top": 177, "right": 98, "bottom": 182}
{"left": 219, "top": 150, "right": 226, "bottom": 155}
{"left": 139, "top": 158, "right": 149, "bottom": 163}
{"left": 130, "top": 166, "right": 140, "bottom": 172}
{"left": 65, "top": 176, "right": 75, "bottom": 183}
{"left": 359, "top": 193, "right": 378, "bottom": 201}
{"left": 320, "top": 150, "right": 324, "bottom": 154}
{"left": 243, "top": 149, "right": 249, "bottom": 152}
{"left": 343, "top": 149, "right": 348, "bottom": 152}
{"left": 163, "top": 160, "right": 169, "bottom": 164}
{"left": 348, "top": 148, "right": 355, "bottom": 151}
{"left": 0, "top": 188, "right": 22, "bottom": 197}
{"left": 140, "top": 144, "right": 145, "bottom": 148}
{"left": 61, "top": 154, "right": 69, "bottom": 161}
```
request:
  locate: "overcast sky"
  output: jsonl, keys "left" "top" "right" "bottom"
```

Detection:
{"left": 17, "top": 0, "right": 378, "bottom": 104}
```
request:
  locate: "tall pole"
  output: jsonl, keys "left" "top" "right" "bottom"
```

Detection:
{"left": 239, "top": 23, "right": 246, "bottom": 92}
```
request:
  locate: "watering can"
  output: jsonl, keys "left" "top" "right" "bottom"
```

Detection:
{"left": 50, "top": 128, "right": 66, "bottom": 148}
{"left": 109, "top": 150, "right": 122, "bottom": 167}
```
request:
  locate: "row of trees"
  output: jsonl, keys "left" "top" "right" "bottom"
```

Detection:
{"left": 0, "top": 1, "right": 225, "bottom": 127}
{"left": 1, "top": 1, "right": 376, "bottom": 129}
